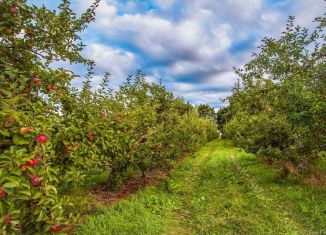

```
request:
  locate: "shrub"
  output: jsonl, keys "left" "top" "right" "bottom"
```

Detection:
{"left": 225, "top": 15, "right": 326, "bottom": 174}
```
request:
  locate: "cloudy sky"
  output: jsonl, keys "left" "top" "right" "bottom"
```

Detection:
{"left": 30, "top": 0, "right": 325, "bottom": 108}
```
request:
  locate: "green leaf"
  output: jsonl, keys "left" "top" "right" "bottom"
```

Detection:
{"left": 20, "top": 189, "right": 31, "bottom": 197}
{"left": 31, "top": 192, "right": 42, "bottom": 199}
{"left": 15, "top": 195, "right": 30, "bottom": 200}
{"left": 3, "top": 181, "right": 19, "bottom": 188}
{"left": 7, "top": 176, "right": 21, "bottom": 185}
{"left": 36, "top": 210, "right": 46, "bottom": 222}
{"left": 12, "top": 135, "right": 30, "bottom": 145}
{"left": 0, "top": 129, "right": 10, "bottom": 137}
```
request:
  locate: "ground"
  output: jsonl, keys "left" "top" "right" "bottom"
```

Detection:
{"left": 74, "top": 140, "right": 326, "bottom": 235}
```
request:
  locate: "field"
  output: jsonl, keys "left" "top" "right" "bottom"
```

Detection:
{"left": 75, "top": 140, "right": 326, "bottom": 235}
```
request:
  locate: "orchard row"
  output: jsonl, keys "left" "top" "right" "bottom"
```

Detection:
{"left": 0, "top": 1, "right": 218, "bottom": 234}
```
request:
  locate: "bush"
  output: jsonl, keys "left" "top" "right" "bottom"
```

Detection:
{"left": 225, "top": 14, "right": 326, "bottom": 174}
{"left": 224, "top": 112, "right": 291, "bottom": 156}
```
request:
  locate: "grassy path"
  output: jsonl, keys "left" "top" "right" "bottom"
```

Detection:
{"left": 74, "top": 140, "right": 326, "bottom": 235}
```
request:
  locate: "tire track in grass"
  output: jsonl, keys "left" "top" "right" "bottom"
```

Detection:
{"left": 162, "top": 142, "right": 217, "bottom": 235}
{"left": 75, "top": 140, "right": 325, "bottom": 235}
{"left": 181, "top": 141, "right": 306, "bottom": 234}
{"left": 230, "top": 153, "right": 309, "bottom": 234}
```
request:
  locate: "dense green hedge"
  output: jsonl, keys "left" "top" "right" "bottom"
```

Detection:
{"left": 224, "top": 15, "right": 326, "bottom": 175}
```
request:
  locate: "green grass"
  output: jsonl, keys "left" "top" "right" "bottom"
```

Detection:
{"left": 74, "top": 140, "right": 326, "bottom": 235}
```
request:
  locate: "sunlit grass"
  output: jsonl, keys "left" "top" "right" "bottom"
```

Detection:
{"left": 74, "top": 140, "right": 326, "bottom": 235}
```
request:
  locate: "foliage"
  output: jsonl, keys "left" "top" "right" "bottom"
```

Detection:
{"left": 196, "top": 104, "right": 215, "bottom": 121}
{"left": 224, "top": 14, "right": 326, "bottom": 175}
{"left": 0, "top": 1, "right": 217, "bottom": 233}
{"left": 215, "top": 106, "right": 233, "bottom": 134}
{"left": 224, "top": 112, "right": 291, "bottom": 154}
{"left": 0, "top": 0, "right": 99, "bottom": 233}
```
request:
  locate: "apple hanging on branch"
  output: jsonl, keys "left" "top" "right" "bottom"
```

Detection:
{"left": 9, "top": 6, "right": 17, "bottom": 14}
{"left": 31, "top": 77, "right": 41, "bottom": 86}
{"left": 26, "top": 30, "right": 33, "bottom": 37}
{"left": 5, "top": 213, "right": 10, "bottom": 225}
{"left": 99, "top": 111, "right": 106, "bottom": 118}
{"left": 20, "top": 127, "right": 31, "bottom": 135}
{"left": 50, "top": 225, "right": 62, "bottom": 233}
{"left": 26, "top": 158, "right": 38, "bottom": 167}
{"left": 36, "top": 134, "right": 48, "bottom": 144}
{"left": 65, "top": 145, "right": 72, "bottom": 154}
{"left": 31, "top": 176, "right": 41, "bottom": 186}
{"left": 6, "top": 118, "right": 16, "bottom": 126}
{"left": 87, "top": 132, "right": 94, "bottom": 141}
{"left": 47, "top": 84, "right": 58, "bottom": 91}
{"left": 0, "top": 188, "right": 6, "bottom": 198}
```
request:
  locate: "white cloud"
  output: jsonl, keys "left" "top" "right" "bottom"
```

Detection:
{"left": 180, "top": 91, "right": 232, "bottom": 106}
{"left": 225, "top": 0, "right": 262, "bottom": 21}
{"left": 69, "top": 0, "right": 325, "bottom": 107}
{"left": 206, "top": 71, "right": 237, "bottom": 88}
{"left": 182, "top": 0, "right": 262, "bottom": 22}
{"left": 261, "top": 11, "right": 280, "bottom": 24}
{"left": 90, "top": 2, "right": 232, "bottom": 62}
{"left": 83, "top": 43, "right": 139, "bottom": 86}
{"left": 170, "top": 61, "right": 197, "bottom": 76}
{"left": 144, "top": 75, "right": 159, "bottom": 83}
{"left": 170, "top": 82, "right": 196, "bottom": 92}
{"left": 153, "top": 0, "right": 175, "bottom": 10}
{"left": 169, "top": 71, "right": 236, "bottom": 93}
{"left": 291, "top": 0, "right": 325, "bottom": 27}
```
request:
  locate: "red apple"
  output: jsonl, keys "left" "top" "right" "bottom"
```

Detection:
{"left": 50, "top": 225, "right": 61, "bottom": 233}
{"left": 99, "top": 112, "right": 106, "bottom": 118}
{"left": 26, "top": 43, "right": 33, "bottom": 49}
{"left": 0, "top": 188, "right": 6, "bottom": 198}
{"left": 20, "top": 127, "right": 31, "bottom": 134}
{"left": 31, "top": 176, "right": 41, "bottom": 186}
{"left": 27, "top": 158, "right": 38, "bottom": 167}
{"left": 6, "top": 118, "right": 15, "bottom": 126}
{"left": 5, "top": 213, "right": 10, "bottom": 225}
{"left": 5, "top": 28, "right": 13, "bottom": 34}
{"left": 87, "top": 132, "right": 94, "bottom": 141}
{"left": 65, "top": 146, "right": 71, "bottom": 154}
{"left": 47, "top": 84, "right": 58, "bottom": 91}
{"left": 115, "top": 113, "right": 124, "bottom": 120}
{"left": 9, "top": 6, "right": 17, "bottom": 14}
{"left": 26, "top": 30, "right": 33, "bottom": 37}
{"left": 36, "top": 134, "right": 48, "bottom": 144}
{"left": 32, "top": 77, "right": 41, "bottom": 86}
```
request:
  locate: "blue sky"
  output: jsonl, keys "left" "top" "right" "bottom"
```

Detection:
{"left": 30, "top": 0, "right": 325, "bottom": 108}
